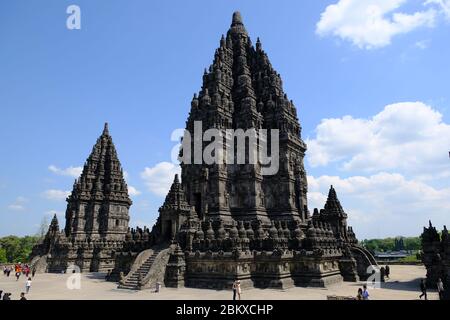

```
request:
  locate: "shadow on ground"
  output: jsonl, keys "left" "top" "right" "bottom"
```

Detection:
{"left": 378, "top": 278, "right": 437, "bottom": 293}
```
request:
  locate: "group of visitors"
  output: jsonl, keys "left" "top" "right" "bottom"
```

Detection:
{"left": 419, "top": 278, "right": 446, "bottom": 300}
{"left": 3, "top": 263, "right": 36, "bottom": 280}
{"left": 356, "top": 265, "right": 390, "bottom": 300}
{"left": 356, "top": 285, "right": 370, "bottom": 300}
{"left": 0, "top": 290, "right": 28, "bottom": 301}
{"left": 1, "top": 263, "right": 35, "bottom": 301}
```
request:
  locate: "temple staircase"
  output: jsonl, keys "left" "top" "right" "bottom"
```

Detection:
{"left": 118, "top": 249, "right": 162, "bottom": 290}
{"left": 118, "top": 244, "right": 172, "bottom": 290}
{"left": 350, "top": 245, "right": 379, "bottom": 281}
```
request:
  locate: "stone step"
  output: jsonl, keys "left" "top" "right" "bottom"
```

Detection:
{"left": 118, "top": 285, "right": 139, "bottom": 290}
{"left": 120, "top": 250, "right": 163, "bottom": 289}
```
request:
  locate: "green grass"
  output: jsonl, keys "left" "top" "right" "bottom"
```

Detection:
{"left": 398, "top": 255, "right": 420, "bottom": 263}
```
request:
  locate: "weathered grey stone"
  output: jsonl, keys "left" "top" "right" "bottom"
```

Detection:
{"left": 30, "top": 123, "right": 131, "bottom": 273}
{"left": 31, "top": 11, "right": 378, "bottom": 291}
{"left": 421, "top": 221, "right": 449, "bottom": 299}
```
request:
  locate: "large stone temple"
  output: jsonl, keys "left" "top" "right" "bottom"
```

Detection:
{"left": 31, "top": 12, "right": 377, "bottom": 290}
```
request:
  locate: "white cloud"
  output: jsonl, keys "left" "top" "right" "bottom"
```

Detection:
{"left": 426, "top": 0, "right": 450, "bottom": 19}
{"left": 42, "top": 189, "right": 71, "bottom": 201}
{"left": 44, "top": 210, "right": 65, "bottom": 224}
{"left": 141, "top": 162, "right": 181, "bottom": 197}
{"left": 316, "top": 0, "right": 436, "bottom": 49}
{"left": 308, "top": 173, "right": 450, "bottom": 238}
{"left": 7, "top": 196, "right": 28, "bottom": 211}
{"left": 306, "top": 101, "right": 450, "bottom": 238}
{"left": 8, "top": 204, "right": 25, "bottom": 211}
{"left": 48, "top": 165, "right": 82, "bottom": 178}
{"left": 128, "top": 185, "right": 141, "bottom": 197}
{"left": 415, "top": 39, "right": 431, "bottom": 49}
{"left": 306, "top": 102, "right": 450, "bottom": 178}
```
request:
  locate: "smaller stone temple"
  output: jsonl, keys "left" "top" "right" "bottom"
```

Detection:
{"left": 30, "top": 123, "right": 132, "bottom": 272}
{"left": 421, "top": 221, "right": 449, "bottom": 299}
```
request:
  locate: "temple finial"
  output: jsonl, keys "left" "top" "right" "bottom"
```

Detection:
{"left": 256, "top": 37, "right": 262, "bottom": 51}
{"left": 50, "top": 214, "right": 59, "bottom": 230}
{"left": 328, "top": 185, "right": 337, "bottom": 199}
{"left": 103, "top": 122, "right": 109, "bottom": 136}
{"left": 232, "top": 11, "right": 243, "bottom": 26}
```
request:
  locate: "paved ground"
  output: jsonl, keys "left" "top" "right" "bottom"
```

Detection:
{"left": 0, "top": 265, "right": 439, "bottom": 300}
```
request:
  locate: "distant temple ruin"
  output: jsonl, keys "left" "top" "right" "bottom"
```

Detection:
{"left": 31, "top": 12, "right": 378, "bottom": 290}
{"left": 421, "top": 221, "right": 449, "bottom": 298}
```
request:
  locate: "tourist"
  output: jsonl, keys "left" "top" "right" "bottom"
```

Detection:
{"left": 25, "top": 265, "right": 30, "bottom": 278}
{"left": 15, "top": 264, "right": 22, "bottom": 279}
{"left": 419, "top": 279, "right": 427, "bottom": 300}
{"left": 362, "top": 285, "right": 370, "bottom": 300}
{"left": 20, "top": 292, "right": 27, "bottom": 301}
{"left": 356, "top": 288, "right": 363, "bottom": 300}
{"left": 437, "top": 278, "right": 445, "bottom": 300}
{"left": 236, "top": 280, "right": 242, "bottom": 300}
{"left": 6, "top": 266, "right": 11, "bottom": 277}
{"left": 2, "top": 292, "right": 11, "bottom": 300}
{"left": 155, "top": 282, "right": 161, "bottom": 293}
{"left": 105, "top": 269, "right": 112, "bottom": 280}
{"left": 32, "top": 268, "right": 36, "bottom": 278}
{"left": 385, "top": 265, "right": 390, "bottom": 279}
{"left": 232, "top": 280, "right": 237, "bottom": 301}
{"left": 25, "top": 277, "right": 32, "bottom": 294}
{"left": 0, "top": 290, "right": 3, "bottom": 299}
{"left": 3, "top": 266, "right": 6, "bottom": 275}
{"left": 380, "top": 267, "right": 386, "bottom": 282}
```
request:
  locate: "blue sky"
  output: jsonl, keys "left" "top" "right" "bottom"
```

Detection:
{"left": 0, "top": 0, "right": 449, "bottom": 239}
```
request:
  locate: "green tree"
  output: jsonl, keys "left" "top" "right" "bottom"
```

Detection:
{"left": 404, "top": 237, "right": 421, "bottom": 251}
{"left": 0, "top": 235, "right": 40, "bottom": 263}
{"left": 362, "top": 236, "right": 421, "bottom": 253}
{"left": 0, "top": 247, "right": 7, "bottom": 263}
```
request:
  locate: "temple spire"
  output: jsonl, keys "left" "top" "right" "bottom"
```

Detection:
{"left": 328, "top": 185, "right": 338, "bottom": 201}
{"left": 50, "top": 214, "right": 59, "bottom": 231}
{"left": 228, "top": 11, "right": 247, "bottom": 36}
{"left": 231, "top": 11, "right": 243, "bottom": 26}
{"left": 323, "top": 185, "right": 346, "bottom": 217}
{"left": 160, "top": 174, "right": 190, "bottom": 211}
{"left": 103, "top": 122, "right": 110, "bottom": 136}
